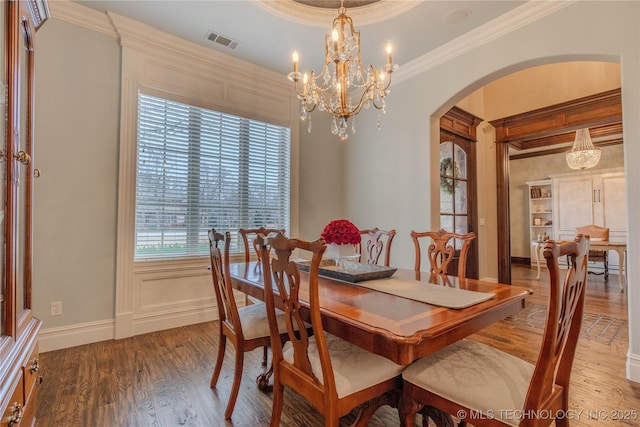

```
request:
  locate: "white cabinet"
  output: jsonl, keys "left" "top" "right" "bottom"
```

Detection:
{"left": 526, "top": 180, "right": 553, "bottom": 267}
{"left": 551, "top": 167, "right": 626, "bottom": 269}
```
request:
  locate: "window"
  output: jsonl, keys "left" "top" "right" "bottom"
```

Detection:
{"left": 135, "top": 93, "right": 290, "bottom": 259}
{"left": 439, "top": 140, "right": 468, "bottom": 237}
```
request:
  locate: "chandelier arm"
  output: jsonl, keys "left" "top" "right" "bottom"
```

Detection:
{"left": 369, "top": 75, "right": 393, "bottom": 110}
{"left": 348, "top": 85, "right": 380, "bottom": 116}
{"left": 302, "top": 102, "right": 317, "bottom": 114}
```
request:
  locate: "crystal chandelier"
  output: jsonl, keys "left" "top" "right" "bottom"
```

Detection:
{"left": 566, "top": 128, "right": 601, "bottom": 170}
{"left": 288, "top": 0, "right": 397, "bottom": 141}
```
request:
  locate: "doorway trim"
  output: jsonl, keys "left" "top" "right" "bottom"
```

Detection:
{"left": 440, "top": 106, "right": 483, "bottom": 279}
{"left": 491, "top": 89, "right": 623, "bottom": 283}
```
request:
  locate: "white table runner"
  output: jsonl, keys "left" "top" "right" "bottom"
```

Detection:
{"left": 351, "top": 277, "right": 495, "bottom": 309}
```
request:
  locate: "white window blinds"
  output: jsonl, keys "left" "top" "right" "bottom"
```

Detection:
{"left": 135, "top": 93, "right": 290, "bottom": 259}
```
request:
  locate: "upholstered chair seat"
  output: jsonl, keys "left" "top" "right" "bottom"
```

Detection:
{"left": 283, "top": 332, "right": 405, "bottom": 398}
{"left": 238, "top": 303, "right": 289, "bottom": 340}
{"left": 403, "top": 339, "right": 534, "bottom": 426}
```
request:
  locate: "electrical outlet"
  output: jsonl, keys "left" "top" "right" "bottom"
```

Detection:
{"left": 50, "top": 301, "right": 62, "bottom": 316}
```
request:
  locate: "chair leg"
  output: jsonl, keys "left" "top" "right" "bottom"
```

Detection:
{"left": 604, "top": 252, "right": 609, "bottom": 281}
{"left": 210, "top": 334, "right": 226, "bottom": 388}
{"left": 423, "top": 406, "right": 456, "bottom": 427}
{"left": 350, "top": 390, "right": 401, "bottom": 427}
{"left": 224, "top": 348, "right": 244, "bottom": 419}
{"left": 324, "top": 407, "right": 340, "bottom": 427}
{"left": 270, "top": 382, "right": 284, "bottom": 427}
{"left": 256, "top": 363, "right": 274, "bottom": 391}
{"left": 398, "top": 394, "right": 423, "bottom": 427}
{"left": 262, "top": 345, "right": 268, "bottom": 367}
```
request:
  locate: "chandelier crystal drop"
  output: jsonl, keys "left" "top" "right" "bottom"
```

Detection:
{"left": 566, "top": 128, "right": 601, "bottom": 170}
{"left": 287, "top": 0, "right": 397, "bottom": 141}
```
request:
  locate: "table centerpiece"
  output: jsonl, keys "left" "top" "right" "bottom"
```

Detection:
{"left": 321, "top": 219, "right": 361, "bottom": 261}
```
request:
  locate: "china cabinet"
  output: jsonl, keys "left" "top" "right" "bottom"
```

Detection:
{"left": 1, "top": 1, "right": 48, "bottom": 425}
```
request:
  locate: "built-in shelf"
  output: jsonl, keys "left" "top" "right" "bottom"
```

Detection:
{"left": 526, "top": 179, "right": 554, "bottom": 267}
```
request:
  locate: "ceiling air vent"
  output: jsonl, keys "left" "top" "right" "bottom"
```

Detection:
{"left": 205, "top": 31, "right": 239, "bottom": 50}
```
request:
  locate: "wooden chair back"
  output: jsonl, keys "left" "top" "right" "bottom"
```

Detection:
{"left": 209, "top": 228, "right": 282, "bottom": 418}
{"left": 258, "top": 232, "right": 404, "bottom": 425}
{"left": 575, "top": 224, "right": 609, "bottom": 241}
{"left": 239, "top": 227, "right": 286, "bottom": 262}
{"left": 576, "top": 224, "right": 609, "bottom": 279}
{"left": 208, "top": 229, "right": 242, "bottom": 339}
{"left": 257, "top": 233, "right": 333, "bottom": 411}
{"left": 358, "top": 227, "right": 397, "bottom": 266}
{"left": 410, "top": 229, "right": 475, "bottom": 278}
{"left": 525, "top": 235, "right": 589, "bottom": 417}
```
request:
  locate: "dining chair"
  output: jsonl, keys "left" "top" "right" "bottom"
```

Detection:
{"left": 399, "top": 234, "right": 589, "bottom": 427}
{"left": 257, "top": 232, "right": 405, "bottom": 427}
{"left": 239, "top": 227, "right": 286, "bottom": 364}
{"left": 239, "top": 226, "right": 286, "bottom": 263}
{"left": 410, "top": 229, "right": 476, "bottom": 278}
{"left": 576, "top": 224, "right": 609, "bottom": 280}
{"left": 358, "top": 227, "right": 397, "bottom": 266}
{"left": 207, "top": 229, "right": 290, "bottom": 419}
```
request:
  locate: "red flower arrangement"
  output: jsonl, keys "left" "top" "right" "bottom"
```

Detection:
{"left": 321, "top": 219, "right": 361, "bottom": 245}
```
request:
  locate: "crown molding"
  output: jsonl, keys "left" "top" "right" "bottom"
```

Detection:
{"left": 48, "top": 0, "right": 117, "bottom": 38}
{"left": 394, "top": 0, "right": 577, "bottom": 84}
{"left": 106, "top": 12, "right": 288, "bottom": 89}
{"left": 254, "top": 0, "right": 422, "bottom": 27}
{"left": 47, "top": 0, "right": 575, "bottom": 89}
{"left": 47, "top": 0, "right": 288, "bottom": 89}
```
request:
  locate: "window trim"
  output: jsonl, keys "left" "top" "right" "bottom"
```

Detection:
{"left": 112, "top": 19, "right": 297, "bottom": 339}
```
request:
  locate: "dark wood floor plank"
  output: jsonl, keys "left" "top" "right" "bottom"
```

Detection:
{"left": 36, "top": 266, "right": 640, "bottom": 426}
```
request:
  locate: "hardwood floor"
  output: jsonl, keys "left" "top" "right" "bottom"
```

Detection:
{"left": 36, "top": 265, "right": 640, "bottom": 426}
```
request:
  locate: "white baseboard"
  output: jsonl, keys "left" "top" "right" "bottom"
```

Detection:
{"left": 39, "top": 319, "right": 115, "bottom": 352}
{"left": 39, "top": 305, "right": 219, "bottom": 353}
{"left": 627, "top": 350, "right": 640, "bottom": 383}
{"left": 132, "top": 305, "right": 217, "bottom": 336}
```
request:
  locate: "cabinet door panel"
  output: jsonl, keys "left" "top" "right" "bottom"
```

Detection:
{"left": 555, "top": 178, "right": 594, "bottom": 232}
{"left": 600, "top": 174, "right": 626, "bottom": 232}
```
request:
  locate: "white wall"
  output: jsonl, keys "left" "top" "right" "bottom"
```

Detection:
{"left": 35, "top": 18, "right": 120, "bottom": 332}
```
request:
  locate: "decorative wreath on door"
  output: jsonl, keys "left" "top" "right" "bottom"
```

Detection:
{"left": 440, "top": 157, "right": 458, "bottom": 195}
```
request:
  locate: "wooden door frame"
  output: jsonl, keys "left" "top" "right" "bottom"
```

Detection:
{"left": 491, "top": 89, "right": 622, "bottom": 284}
{"left": 440, "top": 106, "right": 482, "bottom": 279}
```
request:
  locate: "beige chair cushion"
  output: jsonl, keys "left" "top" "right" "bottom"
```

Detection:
{"left": 403, "top": 340, "right": 535, "bottom": 427}
{"left": 238, "top": 302, "right": 288, "bottom": 340}
{"left": 283, "top": 332, "right": 404, "bottom": 398}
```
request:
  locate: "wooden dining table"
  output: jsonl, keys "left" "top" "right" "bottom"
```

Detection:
{"left": 532, "top": 239, "right": 627, "bottom": 291}
{"left": 228, "top": 261, "right": 532, "bottom": 366}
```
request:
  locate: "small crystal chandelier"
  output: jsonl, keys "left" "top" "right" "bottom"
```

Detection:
{"left": 288, "top": 0, "right": 398, "bottom": 141}
{"left": 566, "top": 128, "right": 601, "bottom": 170}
